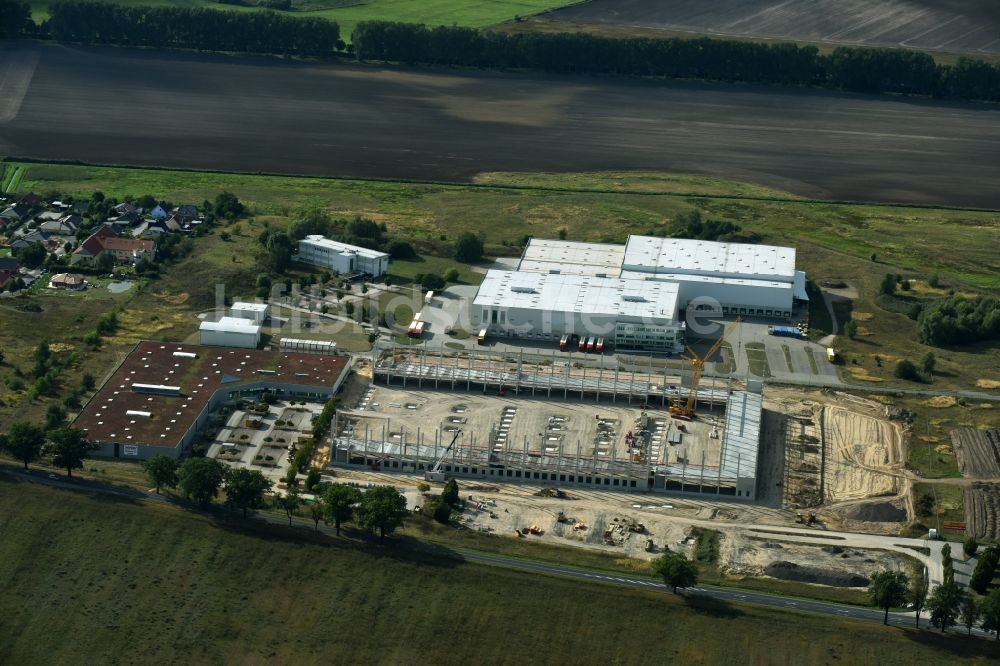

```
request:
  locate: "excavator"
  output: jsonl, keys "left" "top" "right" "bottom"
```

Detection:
{"left": 669, "top": 317, "right": 741, "bottom": 419}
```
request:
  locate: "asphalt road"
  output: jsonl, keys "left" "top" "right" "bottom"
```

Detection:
{"left": 549, "top": 0, "right": 1000, "bottom": 55}
{"left": 4, "top": 465, "right": 994, "bottom": 639}
{"left": 2, "top": 42, "right": 1000, "bottom": 208}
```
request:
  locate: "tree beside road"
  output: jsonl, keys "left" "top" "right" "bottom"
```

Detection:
{"left": 868, "top": 570, "right": 909, "bottom": 626}
{"left": 142, "top": 454, "right": 179, "bottom": 494}
{"left": 652, "top": 552, "right": 699, "bottom": 593}
{"left": 2, "top": 422, "right": 46, "bottom": 470}
{"left": 177, "top": 457, "right": 226, "bottom": 507}
{"left": 47, "top": 427, "right": 97, "bottom": 477}
{"left": 359, "top": 486, "right": 408, "bottom": 542}
{"left": 324, "top": 484, "right": 361, "bottom": 536}
{"left": 224, "top": 468, "right": 272, "bottom": 519}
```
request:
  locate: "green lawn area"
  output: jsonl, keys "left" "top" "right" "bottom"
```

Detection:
{"left": 26, "top": 0, "right": 574, "bottom": 39}
{"left": 1, "top": 477, "right": 994, "bottom": 665}
{"left": 388, "top": 254, "right": 484, "bottom": 286}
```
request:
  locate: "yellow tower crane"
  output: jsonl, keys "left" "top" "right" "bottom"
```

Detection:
{"left": 669, "top": 317, "right": 741, "bottom": 419}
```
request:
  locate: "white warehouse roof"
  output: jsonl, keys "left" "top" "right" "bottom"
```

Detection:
{"left": 199, "top": 317, "right": 262, "bottom": 334}
{"left": 475, "top": 270, "right": 679, "bottom": 322}
{"left": 301, "top": 235, "right": 389, "bottom": 261}
{"left": 623, "top": 236, "right": 797, "bottom": 281}
{"left": 518, "top": 238, "right": 625, "bottom": 277}
{"left": 618, "top": 270, "right": 792, "bottom": 290}
{"left": 231, "top": 301, "right": 268, "bottom": 313}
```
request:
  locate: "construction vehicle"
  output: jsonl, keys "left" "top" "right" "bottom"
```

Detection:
{"left": 424, "top": 429, "right": 462, "bottom": 483}
{"left": 669, "top": 317, "right": 741, "bottom": 419}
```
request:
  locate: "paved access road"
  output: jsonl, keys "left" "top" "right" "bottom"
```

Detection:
{"left": 2, "top": 43, "right": 1000, "bottom": 208}
{"left": 4, "top": 466, "right": 995, "bottom": 639}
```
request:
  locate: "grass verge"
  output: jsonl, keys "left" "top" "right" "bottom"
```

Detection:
{"left": 1, "top": 476, "right": 995, "bottom": 664}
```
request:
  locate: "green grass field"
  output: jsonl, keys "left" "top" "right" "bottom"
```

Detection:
{"left": 27, "top": 0, "right": 574, "bottom": 39}
{"left": 1, "top": 477, "right": 994, "bottom": 664}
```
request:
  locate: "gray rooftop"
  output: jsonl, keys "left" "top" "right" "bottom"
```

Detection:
{"left": 475, "top": 270, "right": 680, "bottom": 322}
{"left": 623, "top": 236, "right": 797, "bottom": 281}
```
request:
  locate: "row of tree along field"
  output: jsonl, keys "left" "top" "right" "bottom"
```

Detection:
{"left": 5, "top": 3, "right": 1000, "bottom": 103}
{"left": 351, "top": 22, "right": 1000, "bottom": 103}
{"left": 24, "top": 2, "right": 343, "bottom": 57}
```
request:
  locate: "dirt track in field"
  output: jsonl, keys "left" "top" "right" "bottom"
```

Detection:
{"left": 3, "top": 43, "right": 1000, "bottom": 208}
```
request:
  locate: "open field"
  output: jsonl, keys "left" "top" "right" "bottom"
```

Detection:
{"left": 951, "top": 428, "right": 1000, "bottom": 478}
{"left": 2, "top": 477, "right": 996, "bottom": 664}
{"left": 26, "top": 0, "right": 574, "bottom": 37}
{"left": 964, "top": 483, "right": 1000, "bottom": 542}
{"left": 541, "top": 0, "right": 1000, "bottom": 56}
{"left": 9, "top": 163, "right": 999, "bottom": 294}
{"left": 5, "top": 43, "right": 1000, "bottom": 208}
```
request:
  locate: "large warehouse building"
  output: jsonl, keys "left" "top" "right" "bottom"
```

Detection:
{"left": 297, "top": 235, "right": 390, "bottom": 277}
{"left": 510, "top": 236, "right": 807, "bottom": 319}
{"left": 73, "top": 341, "right": 351, "bottom": 460}
{"left": 472, "top": 270, "right": 686, "bottom": 352}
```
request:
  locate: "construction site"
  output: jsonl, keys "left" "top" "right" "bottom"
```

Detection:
{"left": 333, "top": 385, "right": 756, "bottom": 496}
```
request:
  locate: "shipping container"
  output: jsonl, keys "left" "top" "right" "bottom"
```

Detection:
{"left": 767, "top": 325, "right": 802, "bottom": 338}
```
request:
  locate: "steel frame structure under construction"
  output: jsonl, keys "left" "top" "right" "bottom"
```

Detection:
{"left": 331, "top": 346, "right": 762, "bottom": 499}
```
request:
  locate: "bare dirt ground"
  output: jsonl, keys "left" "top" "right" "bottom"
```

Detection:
{"left": 334, "top": 464, "right": 914, "bottom": 590}
{"left": 4, "top": 43, "right": 1000, "bottom": 207}
{"left": 964, "top": 483, "right": 1000, "bottom": 541}
{"left": 761, "top": 387, "right": 909, "bottom": 532}
{"left": 951, "top": 428, "right": 1000, "bottom": 478}
{"left": 543, "top": 0, "right": 1000, "bottom": 55}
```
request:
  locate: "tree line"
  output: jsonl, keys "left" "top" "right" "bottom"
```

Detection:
{"left": 350, "top": 21, "right": 1000, "bottom": 104}
{"left": 44, "top": 1, "right": 341, "bottom": 57}
{"left": 142, "top": 453, "right": 409, "bottom": 541}
{"left": 9, "top": 5, "right": 1000, "bottom": 102}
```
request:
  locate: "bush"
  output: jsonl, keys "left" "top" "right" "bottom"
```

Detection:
{"left": 418, "top": 273, "right": 446, "bottom": 290}
{"left": 917, "top": 296, "right": 1000, "bottom": 347}
{"left": 431, "top": 500, "right": 452, "bottom": 524}
{"left": 305, "top": 467, "right": 322, "bottom": 492}
{"left": 963, "top": 537, "right": 978, "bottom": 558}
{"left": 453, "top": 232, "right": 483, "bottom": 263}
{"left": 894, "top": 359, "right": 922, "bottom": 382}
{"left": 386, "top": 240, "right": 416, "bottom": 259}
{"left": 417, "top": 482, "right": 430, "bottom": 493}
{"left": 915, "top": 493, "right": 935, "bottom": 518}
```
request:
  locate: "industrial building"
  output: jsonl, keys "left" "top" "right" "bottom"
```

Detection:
{"left": 200, "top": 316, "right": 262, "bottom": 349}
{"left": 73, "top": 341, "right": 351, "bottom": 460}
{"left": 297, "top": 235, "right": 390, "bottom": 277}
{"left": 230, "top": 301, "right": 269, "bottom": 324}
{"left": 335, "top": 348, "right": 763, "bottom": 499}
{"left": 472, "top": 270, "right": 685, "bottom": 352}
{"left": 508, "top": 236, "right": 807, "bottom": 319}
